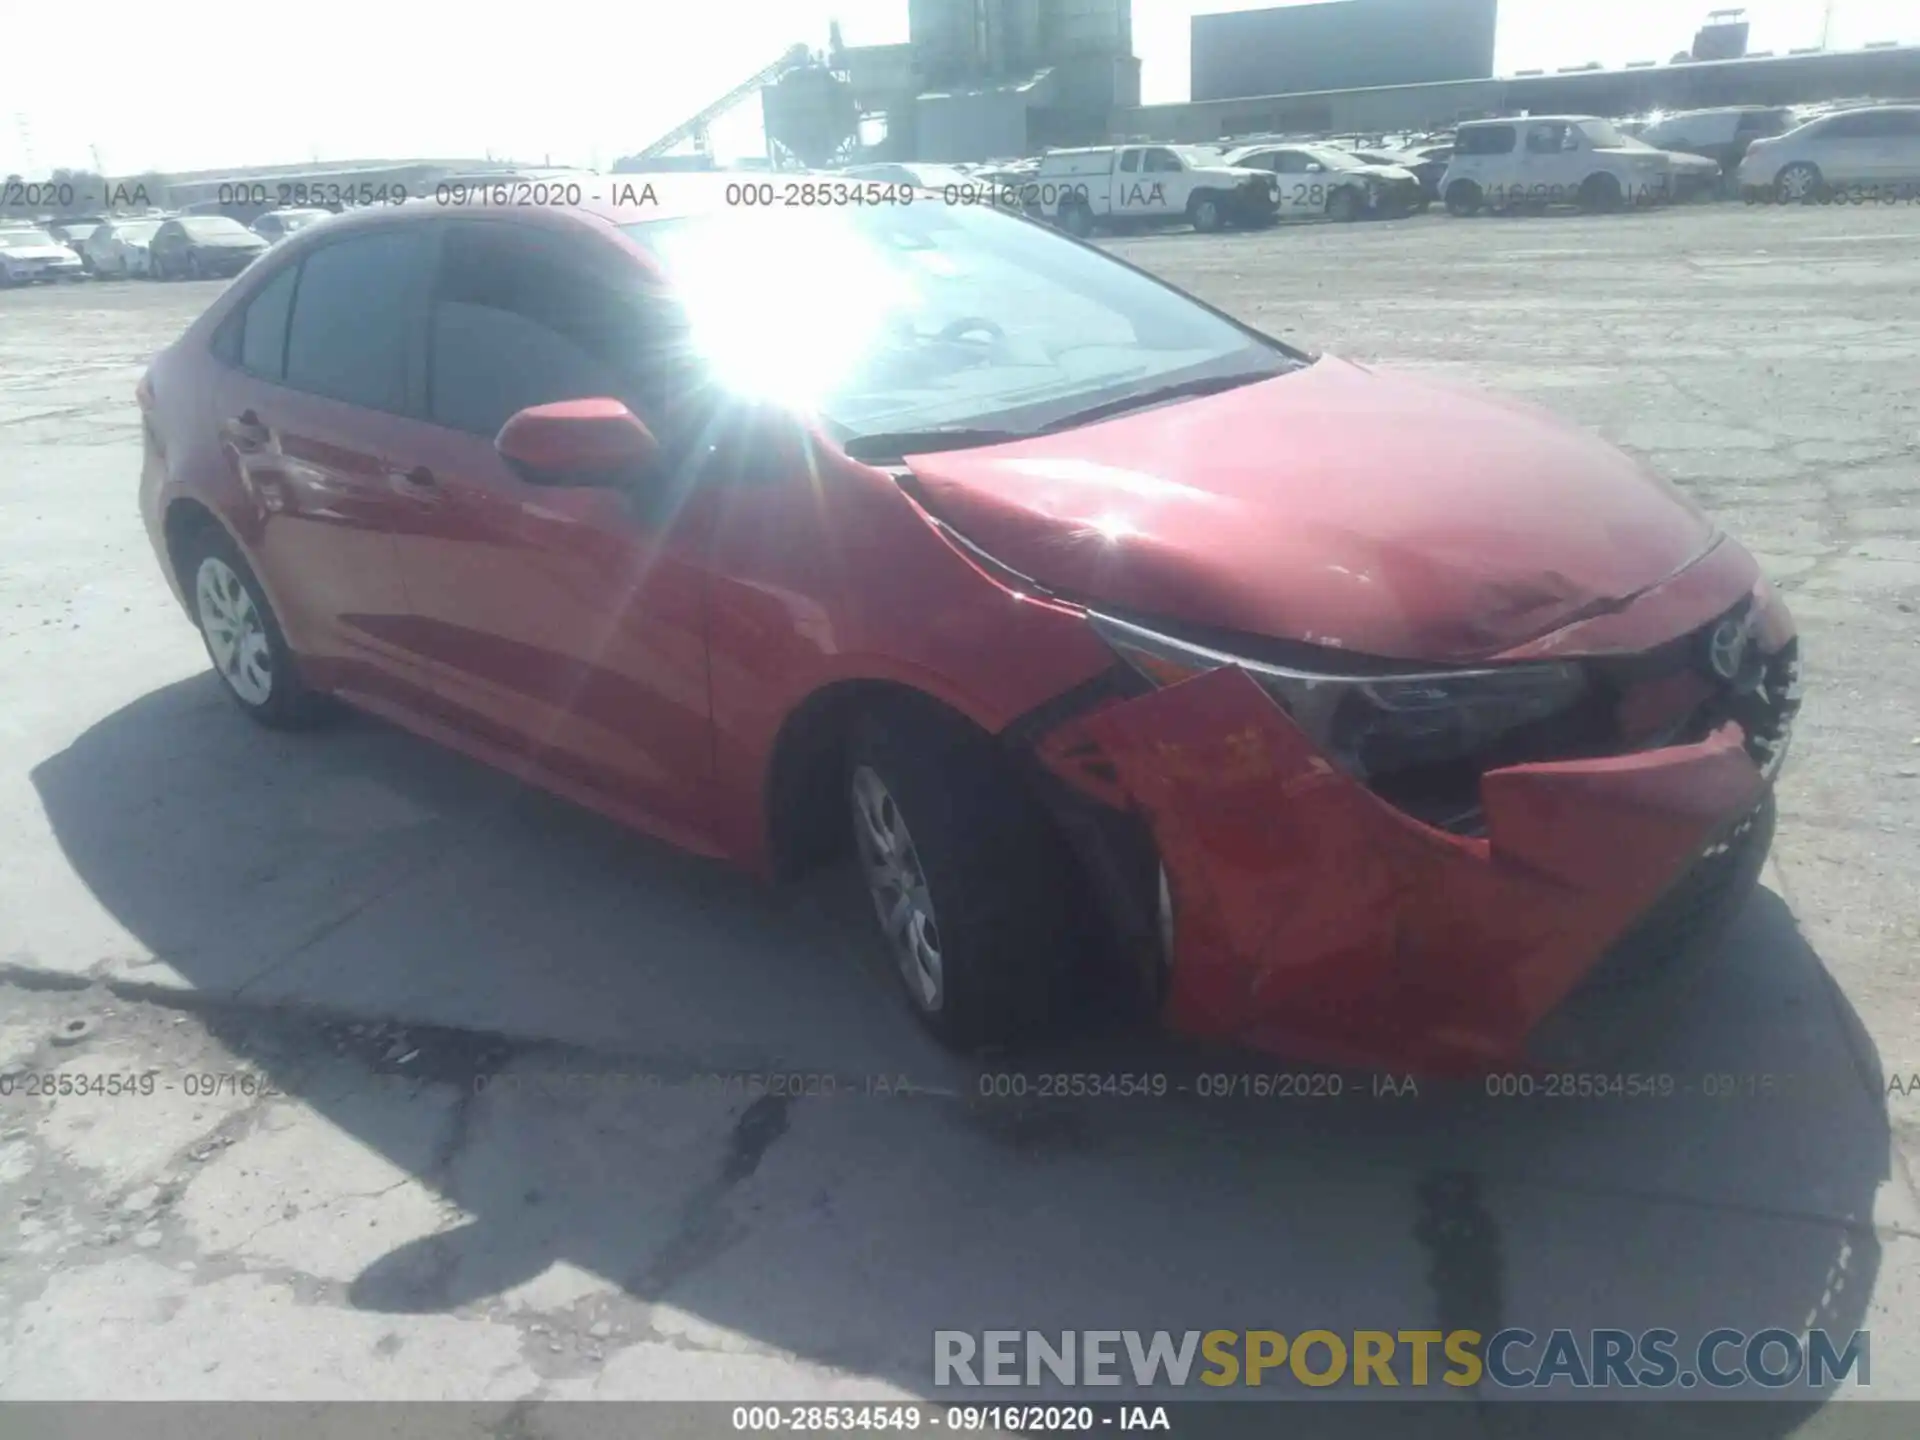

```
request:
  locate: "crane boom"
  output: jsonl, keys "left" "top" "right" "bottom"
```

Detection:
{"left": 633, "top": 44, "right": 813, "bottom": 160}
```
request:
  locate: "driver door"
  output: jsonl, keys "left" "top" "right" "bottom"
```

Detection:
{"left": 389, "top": 218, "right": 719, "bottom": 846}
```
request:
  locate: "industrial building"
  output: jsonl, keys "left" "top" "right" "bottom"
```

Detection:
{"left": 1191, "top": 0, "right": 1498, "bottom": 104}
{"left": 616, "top": 1, "right": 1141, "bottom": 171}
{"left": 1130, "top": 37, "right": 1920, "bottom": 144}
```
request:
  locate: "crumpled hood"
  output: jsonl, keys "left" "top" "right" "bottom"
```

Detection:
{"left": 902, "top": 357, "right": 1718, "bottom": 663}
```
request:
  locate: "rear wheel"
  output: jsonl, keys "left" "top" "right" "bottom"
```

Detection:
{"left": 847, "top": 706, "right": 1080, "bottom": 1050}
{"left": 181, "top": 522, "right": 326, "bottom": 728}
{"left": 1775, "top": 162, "right": 1822, "bottom": 204}
{"left": 1579, "top": 172, "right": 1624, "bottom": 213}
{"left": 1444, "top": 180, "right": 1483, "bottom": 216}
{"left": 186, "top": 250, "right": 204, "bottom": 280}
{"left": 1326, "top": 187, "right": 1360, "bottom": 222}
{"left": 1057, "top": 200, "right": 1093, "bottom": 238}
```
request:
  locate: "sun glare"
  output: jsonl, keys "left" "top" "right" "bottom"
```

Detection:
{"left": 651, "top": 212, "right": 916, "bottom": 413}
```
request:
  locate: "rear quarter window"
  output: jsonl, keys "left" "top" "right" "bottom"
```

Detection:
{"left": 1456, "top": 125, "right": 1516, "bottom": 156}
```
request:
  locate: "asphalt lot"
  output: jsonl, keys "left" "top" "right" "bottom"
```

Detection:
{"left": 2, "top": 205, "right": 1919, "bottom": 1423}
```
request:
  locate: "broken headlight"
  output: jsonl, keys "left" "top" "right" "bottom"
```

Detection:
{"left": 1089, "top": 611, "right": 1589, "bottom": 782}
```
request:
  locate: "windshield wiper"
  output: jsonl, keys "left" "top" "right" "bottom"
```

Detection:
{"left": 841, "top": 427, "right": 1027, "bottom": 463}
{"left": 1037, "top": 370, "right": 1285, "bottom": 433}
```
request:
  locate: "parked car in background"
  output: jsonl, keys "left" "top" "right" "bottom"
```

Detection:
{"left": 251, "top": 208, "right": 332, "bottom": 245}
{"left": 83, "top": 218, "right": 166, "bottom": 278}
{"left": 1640, "top": 106, "right": 1799, "bottom": 179}
{"left": 1349, "top": 147, "right": 1445, "bottom": 207}
{"left": 46, "top": 218, "right": 107, "bottom": 269}
{"left": 1031, "top": 144, "right": 1280, "bottom": 235}
{"left": 839, "top": 162, "right": 978, "bottom": 193}
{"left": 1737, "top": 103, "right": 1920, "bottom": 202}
{"left": 0, "top": 226, "right": 87, "bottom": 284}
{"left": 149, "top": 215, "right": 270, "bottom": 280}
{"left": 1442, "top": 116, "right": 1674, "bottom": 215}
{"left": 1223, "top": 142, "right": 1423, "bottom": 220}
{"left": 135, "top": 189, "right": 1800, "bottom": 1073}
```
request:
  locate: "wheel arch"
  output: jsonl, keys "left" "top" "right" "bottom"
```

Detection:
{"left": 162, "top": 496, "right": 230, "bottom": 607}
{"left": 763, "top": 678, "right": 1004, "bottom": 881}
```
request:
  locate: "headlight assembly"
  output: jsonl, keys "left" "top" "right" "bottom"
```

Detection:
{"left": 1089, "top": 611, "right": 1589, "bottom": 782}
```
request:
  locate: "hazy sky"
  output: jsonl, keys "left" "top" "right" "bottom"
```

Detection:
{"left": 4, "top": 0, "right": 1913, "bottom": 176}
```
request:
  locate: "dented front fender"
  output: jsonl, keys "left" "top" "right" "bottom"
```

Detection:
{"left": 1036, "top": 665, "right": 1767, "bottom": 1075}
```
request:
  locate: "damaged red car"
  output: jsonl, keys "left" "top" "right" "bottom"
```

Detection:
{"left": 138, "top": 188, "right": 1800, "bottom": 1074}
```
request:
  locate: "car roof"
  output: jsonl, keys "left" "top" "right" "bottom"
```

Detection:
{"left": 1460, "top": 114, "right": 1603, "bottom": 126}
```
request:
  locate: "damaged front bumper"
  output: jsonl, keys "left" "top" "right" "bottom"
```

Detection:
{"left": 1026, "top": 592, "right": 1799, "bottom": 1077}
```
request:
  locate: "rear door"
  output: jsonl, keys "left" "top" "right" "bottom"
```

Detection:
{"left": 386, "top": 218, "right": 717, "bottom": 844}
{"left": 1264, "top": 149, "right": 1335, "bottom": 219}
{"left": 1809, "top": 111, "right": 1879, "bottom": 185}
{"left": 209, "top": 227, "right": 440, "bottom": 709}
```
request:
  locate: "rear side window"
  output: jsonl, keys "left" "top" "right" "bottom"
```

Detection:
{"left": 238, "top": 265, "right": 298, "bottom": 379}
{"left": 1457, "top": 125, "right": 1516, "bottom": 156}
{"left": 284, "top": 228, "right": 435, "bottom": 413}
{"left": 426, "top": 222, "right": 637, "bottom": 438}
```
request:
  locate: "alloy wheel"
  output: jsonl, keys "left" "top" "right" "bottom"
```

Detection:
{"left": 195, "top": 556, "right": 273, "bottom": 706}
{"left": 851, "top": 763, "right": 944, "bottom": 1012}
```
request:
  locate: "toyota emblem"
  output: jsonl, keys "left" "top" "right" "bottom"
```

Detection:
{"left": 1704, "top": 617, "right": 1750, "bottom": 683}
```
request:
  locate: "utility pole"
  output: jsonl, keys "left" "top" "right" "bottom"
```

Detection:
{"left": 1820, "top": 0, "right": 1836, "bottom": 49}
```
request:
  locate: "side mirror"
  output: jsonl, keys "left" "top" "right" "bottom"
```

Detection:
{"left": 495, "top": 398, "right": 661, "bottom": 488}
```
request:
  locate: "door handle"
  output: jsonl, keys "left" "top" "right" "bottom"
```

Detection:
{"left": 223, "top": 410, "right": 269, "bottom": 447}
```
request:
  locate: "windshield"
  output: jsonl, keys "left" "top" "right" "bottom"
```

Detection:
{"left": 182, "top": 216, "right": 252, "bottom": 239}
{"left": 117, "top": 222, "right": 163, "bottom": 242}
{"left": 619, "top": 202, "right": 1296, "bottom": 444}
{"left": 1578, "top": 120, "right": 1630, "bottom": 148}
{"left": 274, "top": 210, "right": 328, "bottom": 231}
{"left": 1305, "top": 148, "right": 1368, "bottom": 171}
{"left": 0, "top": 229, "right": 54, "bottom": 250}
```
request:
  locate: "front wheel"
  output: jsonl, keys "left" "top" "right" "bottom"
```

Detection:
{"left": 182, "top": 523, "right": 326, "bottom": 728}
{"left": 847, "top": 707, "right": 1080, "bottom": 1050}
{"left": 186, "top": 251, "right": 204, "bottom": 280}
{"left": 1056, "top": 200, "right": 1093, "bottom": 238}
{"left": 1187, "top": 193, "right": 1225, "bottom": 233}
{"left": 1326, "top": 187, "right": 1360, "bottom": 222}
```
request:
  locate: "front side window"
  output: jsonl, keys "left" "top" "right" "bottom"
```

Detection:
{"left": 427, "top": 222, "right": 638, "bottom": 437}
{"left": 1142, "top": 148, "right": 1182, "bottom": 173}
{"left": 1119, "top": 150, "right": 1140, "bottom": 173}
{"left": 283, "top": 228, "right": 435, "bottom": 413}
{"left": 620, "top": 200, "right": 1296, "bottom": 445}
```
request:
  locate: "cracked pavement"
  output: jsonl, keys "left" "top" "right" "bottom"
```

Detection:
{"left": 2, "top": 204, "right": 1919, "bottom": 1419}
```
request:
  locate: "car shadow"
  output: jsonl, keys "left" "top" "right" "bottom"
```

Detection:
{"left": 31, "top": 675, "right": 1895, "bottom": 1424}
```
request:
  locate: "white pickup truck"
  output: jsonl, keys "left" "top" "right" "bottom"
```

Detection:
{"left": 1025, "top": 144, "right": 1283, "bottom": 236}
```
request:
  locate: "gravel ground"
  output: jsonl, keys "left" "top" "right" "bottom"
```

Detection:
{"left": 1, "top": 204, "right": 1918, "bottom": 1425}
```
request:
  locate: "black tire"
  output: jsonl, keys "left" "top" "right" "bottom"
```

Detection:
{"left": 1579, "top": 172, "right": 1624, "bottom": 213}
{"left": 1774, "top": 163, "right": 1822, "bottom": 205}
{"left": 1444, "top": 180, "right": 1482, "bottom": 216}
{"left": 179, "top": 521, "right": 328, "bottom": 729}
{"left": 1326, "top": 187, "right": 1359, "bottom": 222}
{"left": 846, "top": 704, "right": 1080, "bottom": 1051}
{"left": 1186, "top": 192, "right": 1225, "bottom": 233}
{"left": 186, "top": 250, "right": 204, "bottom": 280}
{"left": 1057, "top": 200, "right": 1093, "bottom": 238}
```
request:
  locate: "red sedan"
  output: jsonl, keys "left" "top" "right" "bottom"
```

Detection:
{"left": 136, "top": 184, "right": 1799, "bottom": 1074}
